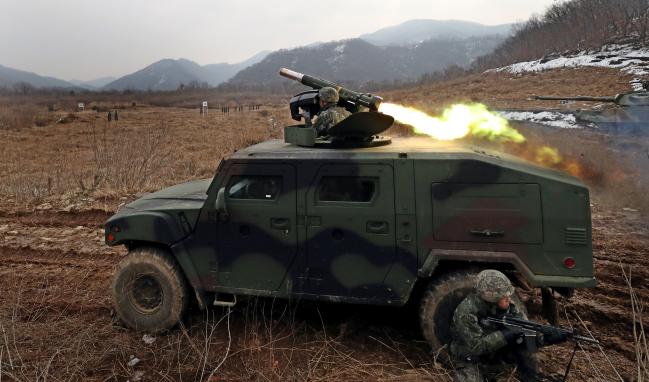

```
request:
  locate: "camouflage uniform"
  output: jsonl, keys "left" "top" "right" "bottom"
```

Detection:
{"left": 450, "top": 271, "right": 540, "bottom": 382}
{"left": 313, "top": 87, "right": 351, "bottom": 136}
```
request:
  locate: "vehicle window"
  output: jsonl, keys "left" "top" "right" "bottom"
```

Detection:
{"left": 317, "top": 176, "right": 377, "bottom": 202}
{"left": 227, "top": 176, "right": 282, "bottom": 200}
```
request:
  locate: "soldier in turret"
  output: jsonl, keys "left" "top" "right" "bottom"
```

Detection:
{"left": 313, "top": 87, "right": 351, "bottom": 136}
{"left": 450, "top": 270, "right": 567, "bottom": 381}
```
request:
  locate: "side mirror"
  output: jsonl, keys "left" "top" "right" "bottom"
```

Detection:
{"left": 215, "top": 187, "right": 229, "bottom": 220}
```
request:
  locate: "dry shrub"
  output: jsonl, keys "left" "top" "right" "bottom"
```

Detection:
{"left": 33, "top": 112, "right": 58, "bottom": 127}
{"left": 0, "top": 103, "right": 40, "bottom": 130}
{"left": 0, "top": 273, "right": 445, "bottom": 382}
{"left": 90, "top": 102, "right": 132, "bottom": 112}
{"left": 0, "top": 152, "right": 73, "bottom": 204}
{"left": 1, "top": 171, "right": 51, "bottom": 204}
{"left": 622, "top": 265, "right": 649, "bottom": 381}
{"left": 0, "top": 104, "right": 291, "bottom": 207}
{"left": 194, "top": 299, "right": 449, "bottom": 381}
{"left": 85, "top": 122, "right": 170, "bottom": 192}
{"left": 165, "top": 301, "right": 446, "bottom": 381}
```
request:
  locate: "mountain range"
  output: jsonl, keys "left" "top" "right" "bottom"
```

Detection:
{"left": 0, "top": 19, "right": 513, "bottom": 92}
{"left": 225, "top": 35, "right": 504, "bottom": 89}
{"left": 360, "top": 19, "right": 512, "bottom": 46}
{"left": 102, "top": 50, "right": 269, "bottom": 91}
{"left": 0, "top": 64, "right": 76, "bottom": 89}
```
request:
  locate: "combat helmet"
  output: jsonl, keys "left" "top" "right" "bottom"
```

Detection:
{"left": 475, "top": 270, "right": 514, "bottom": 303}
{"left": 319, "top": 87, "right": 339, "bottom": 104}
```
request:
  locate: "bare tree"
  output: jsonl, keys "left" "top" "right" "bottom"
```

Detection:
{"left": 474, "top": 0, "right": 649, "bottom": 70}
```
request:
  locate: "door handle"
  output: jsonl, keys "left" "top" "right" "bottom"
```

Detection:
{"left": 270, "top": 218, "right": 290, "bottom": 230}
{"left": 470, "top": 229, "right": 505, "bottom": 238}
{"left": 367, "top": 221, "right": 389, "bottom": 234}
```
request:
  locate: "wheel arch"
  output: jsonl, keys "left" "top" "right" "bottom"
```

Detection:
{"left": 416, "top": 248, "right": 596, "bottom": 289}
{"left": 410, "top": 255, "right": 518, "bottom": 302}
{"left": 419, "top": 249, "right": 522, "bottom": 279}
{"left": 106, "top": 211, "right": 186, "bottom": 247}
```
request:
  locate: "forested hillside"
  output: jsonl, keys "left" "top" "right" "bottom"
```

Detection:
{"left": 476, "top": 0, "right": 649, "bottom": 69}
{"left": 223, "top": 36, "right": 503, "bottom": 91}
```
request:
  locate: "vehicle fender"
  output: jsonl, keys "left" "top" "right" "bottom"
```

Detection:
{"left": 105, "top": 211, "right": 187, "bottom": 246}
{"left": 170, "top": 241, "right": 210, "bottom": 310}
{"left": 418, "top": 249, "right": 596, "bottom": 288}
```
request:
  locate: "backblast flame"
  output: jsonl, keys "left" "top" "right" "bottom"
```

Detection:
{"left": 535, "top": 146, "right": 562, "bottom": 166}
{"left": 378, "top": 101, "right": 589, "bottom": 181}
{"left": 378, "top": 102, "right": 525, "bottom": 143}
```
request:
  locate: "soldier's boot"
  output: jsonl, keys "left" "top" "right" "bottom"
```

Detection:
{"left": 515, "top": 351, "right": 548, "bottom": 381}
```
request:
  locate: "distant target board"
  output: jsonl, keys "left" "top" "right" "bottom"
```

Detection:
{"left": 201, "top": 101, "right": 208, "bottom": 115}
{"left": 77, "top": 102, "right": 85, "bottom": 112}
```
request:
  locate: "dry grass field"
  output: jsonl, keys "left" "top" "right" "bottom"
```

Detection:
{"left": 0, "top": 68, "right": 648, "bottom": 381}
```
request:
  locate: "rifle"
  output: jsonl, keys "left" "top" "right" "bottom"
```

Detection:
{"left": 482, "top": 314, "right": 599, "bottom": 382}
{"left": 482, "top": 315, "right": 599, "bottom": 349}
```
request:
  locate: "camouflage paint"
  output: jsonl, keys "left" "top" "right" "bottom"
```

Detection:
{"left": 450, "top": 292, "right": 540, "bottom": 381}
{"left": 105, "top": 137, "right": 594, "bottom": 307}
{"left": 313, "top": 105, "right": 352, "bottom": 136}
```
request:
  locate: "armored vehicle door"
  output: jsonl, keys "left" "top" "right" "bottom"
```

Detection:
{"left": 305, "top": 164, "right": 396, "bottom": 298}
{"left": 432, "top": 183, "right": 543, "bottom": 244}
{"left": 216, "top": 164, "right": 297, "bottom": 291}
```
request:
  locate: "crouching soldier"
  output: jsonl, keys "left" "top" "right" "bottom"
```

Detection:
{"left": 450, "top": 270, "right": 568, "bottom": 381}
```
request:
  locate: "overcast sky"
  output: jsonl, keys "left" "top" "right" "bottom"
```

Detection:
{"left": 0, "top": 0, "right": 557, "bottom": 81}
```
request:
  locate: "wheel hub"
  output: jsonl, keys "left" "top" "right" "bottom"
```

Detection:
{"left": 128, "top": 274, "right": 163, "bottom": 314}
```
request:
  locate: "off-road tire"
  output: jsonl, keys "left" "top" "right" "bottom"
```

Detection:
{"left": 112, "top": 247, "right": 189, "bottom": 333}
{"left": 419, "top": 270, "right": 480, "bottom": 354}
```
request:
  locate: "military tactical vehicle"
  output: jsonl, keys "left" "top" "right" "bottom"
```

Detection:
{"left": 106, "top": 69, "right": 595, "bottom": 353}
{"left": 535, "top": 91, "right": 649, "bottom": 133}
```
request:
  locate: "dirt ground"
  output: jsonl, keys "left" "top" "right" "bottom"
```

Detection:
{"left": 0, "top": 68, "right": 648, "bottom": 381}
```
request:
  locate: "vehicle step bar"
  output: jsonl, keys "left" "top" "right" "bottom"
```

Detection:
{"left": 213, "top": 293, "right": 237, "bottom": 307}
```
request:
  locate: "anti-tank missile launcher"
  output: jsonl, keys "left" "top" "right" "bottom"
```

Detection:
{"left": 279, "top": 68, "right": 394, "bottom": 147}
{"left": 279, "top": 68, "right": 383, "bottom": 112}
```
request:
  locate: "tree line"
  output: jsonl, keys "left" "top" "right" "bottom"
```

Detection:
{"left": 475, "top": 0, "right": 649, "bottom": 69}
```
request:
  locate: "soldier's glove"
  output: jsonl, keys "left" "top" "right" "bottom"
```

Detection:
{"left": 501, "top": 328, "right": 525, "bottom": 345}
{"left": 543, "top": 329, "right": 569, "bottom": 345}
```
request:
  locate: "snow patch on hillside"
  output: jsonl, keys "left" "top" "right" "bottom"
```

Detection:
{"left": 333, "top": 43, "right": 346, "bottom": 54}
{"left": 491, "top": 44, "right": 649, "bottom": 89}
{"left": 326, "top": 43, "right": 347, "bottom": 68}
{"left": 498, "top": 110, "right": 586, "bottom": 129}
